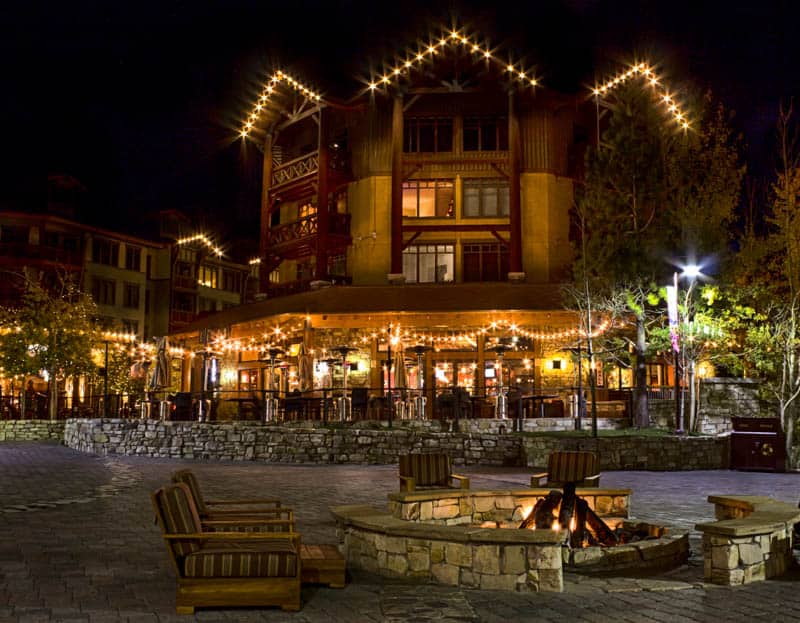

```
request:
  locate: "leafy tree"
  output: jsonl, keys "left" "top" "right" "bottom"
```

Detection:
{"left": 574, "top": 83, "right": 743, "bottom": 428}
{"left": 732, "top": 101, "right": 800, "bottom": 463}
{"left": 0, "top": 273, "right": 99, "bottom": 419}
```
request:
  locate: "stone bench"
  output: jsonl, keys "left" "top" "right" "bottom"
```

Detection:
{"left": 695, "top": 495, "right": 800, "bottom": 585}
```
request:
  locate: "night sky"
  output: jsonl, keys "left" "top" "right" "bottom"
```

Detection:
{"left": 7, "top": 1, "right": 798, "bottom": 258}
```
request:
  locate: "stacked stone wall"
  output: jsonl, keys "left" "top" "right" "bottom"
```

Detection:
{"left": 62, "top": 418, "right": 730, "bottom": 469}
{"left": 0, "top": 420, "right": 65, "bottom": 442}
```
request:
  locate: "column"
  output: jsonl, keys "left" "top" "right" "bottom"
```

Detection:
{"left": 259, "top": 130, "right": 274, "bottom": 293}
{"left": 315, "top": 107, "right": 330, "bottom": 280}
{"left": 390, "top": 94, "right": 404, "bottom": 278}
{"left": 508, "top": 90, "right": 523, "bottom": 277}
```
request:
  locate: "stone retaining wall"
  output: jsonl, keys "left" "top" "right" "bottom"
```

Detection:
{"left": 0, "top": 420, "right": 65, "bottom": 442}
{"left": 62, "top": 418, "right": 731, "bottom": 469}
{"left": 521, "top": 435, "right": 729, "bottom": 471}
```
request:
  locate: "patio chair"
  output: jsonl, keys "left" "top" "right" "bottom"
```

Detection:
{"left": 172, "top": 469, "right": 293, "bottom": 523}
{"left": 530, "top": 450, "right": 600, "bottom": 488}
{"left": 399, "top": 452, "right": 470, "bottom": 492}
{"left": 152, "top": 483, "right": 301, "bottom": 614}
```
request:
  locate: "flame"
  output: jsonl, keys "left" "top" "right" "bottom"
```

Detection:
{"left": 552, "top": 520, "right": 560, "bottom": 531}
{"left": 521, "top": 505, "right": 533, "bottom": 519}
{"left": 570, "top": 516, "right": 577, "bottom": 532}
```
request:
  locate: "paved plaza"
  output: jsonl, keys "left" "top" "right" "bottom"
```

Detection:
{"left": 2, "top": 442, "right": 800, "bottom": 622}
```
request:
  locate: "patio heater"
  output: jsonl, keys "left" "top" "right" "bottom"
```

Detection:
{"left": 333, "top": 345, "right": 357, "bottom": 421}
{"left": 410, "top": 345, "right": 430, "bottom": 420}
{"left": 262, "top": 347, "right": 283, "bottom": 423}
{"left": 196, "top": 349, "right": 212, "bottom": 422}
{"left": 492, "top": 343, "right": 513, "bottom": 419}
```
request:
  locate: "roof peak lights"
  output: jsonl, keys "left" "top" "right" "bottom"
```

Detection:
{"left": 592, "top": 61, "right": 691, "bottom": 130}
{"left": 366, "top": 26, "right": 539, "bottom": 94}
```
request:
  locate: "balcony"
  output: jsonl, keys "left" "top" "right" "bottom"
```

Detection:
{"left": 0, "top": 242, "right": 82, "bottom": 268}
{"left": 267, "top": 213, "right": 351, "bottom": 259}
{"left": 271, "top": 151, "right": 318, "bottom": 200}
{"left": 267, "top": 275, "right": 352, "bottom": 298}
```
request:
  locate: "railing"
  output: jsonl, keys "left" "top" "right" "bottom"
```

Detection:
{"left": 170, "top": 309, "right": 196, "bottom": 325}
{"left": 173, "top": 275, "right": 197, "bottom": 290}
{"left": 0, "top": 242, "right": 82, "bottom": 266}
{"left": 271, "top": 151, "right": 319, "bottom": 189}
{"left": 266, "top": 274, "right": 352, "bottom": 298}
{"left": 267, "top": 212, "right": 351, "bottom": 249}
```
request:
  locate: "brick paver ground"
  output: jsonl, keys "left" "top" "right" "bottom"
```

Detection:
{"left": 2, "top": 441, "right": 800, "bottom": 622}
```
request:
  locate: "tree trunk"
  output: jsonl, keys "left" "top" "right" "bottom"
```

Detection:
{"left": 783, "top": 401, "right": 796, "bottom": 470}
{"left": 48, "top": 374, "right": 58, "bottom": 421}
{"left": 633, "top": 315, "right": 649, "bottom": 427}
{"left": 688, "top": 359, "right": 697, "bottom": 432}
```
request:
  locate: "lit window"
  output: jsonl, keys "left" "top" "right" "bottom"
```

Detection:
{"left": 402, "top": 181, "right": 454, "bottom": 218}
{"left": 402, "top": 244, "right": 454, "bottom": 283}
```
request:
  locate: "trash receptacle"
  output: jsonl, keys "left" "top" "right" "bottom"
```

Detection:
{"left": 731, "top": 417, "right": 786, "bottom": 472}
{"left": 174, "top": 392, "right": 192, "bottom": 421}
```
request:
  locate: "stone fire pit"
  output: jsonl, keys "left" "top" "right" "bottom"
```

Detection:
{"left": 332, "top": 487, "right": 689, "bottom": 592}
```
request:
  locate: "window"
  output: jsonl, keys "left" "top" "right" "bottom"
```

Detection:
{"left": 198, "top": 265, "right": 218, "bottom": 288}
{"left": 402, "top": 180, "right": 454, "bottom": 218}
{"left": 222, "top": 270, "right": 241, "bottom": 293}
{"left": 199, "top": 297, "right": 218, "bottom": 313}
{"left": 404, "top": 117, "right": 453, "bottom": 153}
{"left": 463, "top": 117, "right": 508, "bottom": 151}
{"left": 402, "top": 244, "right": 454, "bottom": 283}
{"left": 91, "top": 278, "right": 116, "bottom": 305}
{"left": 328, "top": 254, "right": 346, "bottom": 277}
{"left": 463, "top": 243, "right": 509, "bottom": 282}
{"left": 125, "top": 246, "right": 141, "bottom": 271}
{"left": 123, "top": 283, "right": 140, "bottom": 308}
{"left": 92, "top": 239, "right": 119, "bottom": 266}
{"left": 121, "top": 319, "right": 139, "bottom": 336}
{"left": 463, "top": 179, "right": 510, "bottom": 217}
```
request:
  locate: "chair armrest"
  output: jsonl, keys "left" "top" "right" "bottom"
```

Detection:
{"left": 202, "top": 519, "right": 294, "bottom": 531}
{"left": 163, "top": 531, "right": 300, "bottom": 541}
{"left": 206, "top": 507, "right": 293, "bottom": 519}
{"left": 206, "top": 498, "right": 281, "bottom": 507}
{"left": 451, "top": 474, "right": 470, "bottom": 489}
{"left": 399, "top": 475, "right": 416, "bottom": 492}
{"left": 530, "top": 472, "right": 548, "bottom": 487}
{"left": 582, "top": 474, "right": 601, "bottom": 485}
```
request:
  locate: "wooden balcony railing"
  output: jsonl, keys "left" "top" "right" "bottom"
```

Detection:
{"left": 271, "top": 151, "right": 319, "bottom": 189}
{"left": 267, "top": 275, "right": 352, "bottom": 298}
{"left": 0, "top": 242, "right": 82, "bottom": 267}
{"left": 267, "top": 213, "right": 351, "bottom": 249}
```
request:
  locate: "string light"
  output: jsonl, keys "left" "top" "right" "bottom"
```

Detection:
{"left": 365, "top": 24, "right": 539, "bottom": 95}
{"left": 592, "top": 61, "right": 691, "bottom": 130}
{"left": 240, "top": 70, "right": 324, "bottom": 140}
{"left": 176, "top": 233, "right": 224, "bottom": 257}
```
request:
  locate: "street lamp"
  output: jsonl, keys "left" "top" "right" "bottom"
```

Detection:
{"left": 667, "top": 264, "right": 702, "bottom": 434}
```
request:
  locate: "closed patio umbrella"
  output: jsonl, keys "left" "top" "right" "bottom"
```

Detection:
{"left": 298, "top": 343, "right": 314, "bottom": 392}
{"left": 149, "top": 337, "right": 170, "bottom": 391}
{"left": 393, "top": 347, "right": 407, "bottom": 393}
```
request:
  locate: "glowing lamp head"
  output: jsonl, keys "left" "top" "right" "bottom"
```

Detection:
{"left": 682, "top": 264, "right": 702, "bottom": 279}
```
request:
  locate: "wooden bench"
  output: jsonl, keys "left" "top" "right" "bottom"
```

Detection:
{"left": 399, "top": 453, "right": 470, "bottom": 492}
{"left": 300, "top": 544, "right": 346, "bottom": 588}
{"left": 531, "top": 450, "right": 600, "bottom": 488}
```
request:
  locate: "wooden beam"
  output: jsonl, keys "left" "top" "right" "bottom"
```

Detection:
{"left": 259, "top": 130, "right": 274, "bottom": 294}
{"left": 390, "top": 95, "right": 404, "bottom": 275}
{"left": 402, "top": 224, "right": 511, "bottom": 233}
{"left": 315, "top": 108, "right": 330, "bottom": 280}
{"left": 491, "top": 230, "right": 509, "bottom": 246}
{"left": 276, "top": 105, "right": 322, "bottom": 131}
{"left": 402, "top": 231, "right": 421, "bottom": 250}
{"left": 402, "top": 94, "right": 421, "bottom": 112}
{"left": 508, "top": 90, "right": 523, "bottom": 274}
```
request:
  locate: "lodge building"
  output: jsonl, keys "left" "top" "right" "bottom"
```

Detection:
{"left": 174, "top": 27, "right": 643, "bottom": 416}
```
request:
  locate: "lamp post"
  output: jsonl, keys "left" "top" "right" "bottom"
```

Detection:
{"left": 668, "top": 264, "right": 702, "bottom": 434}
